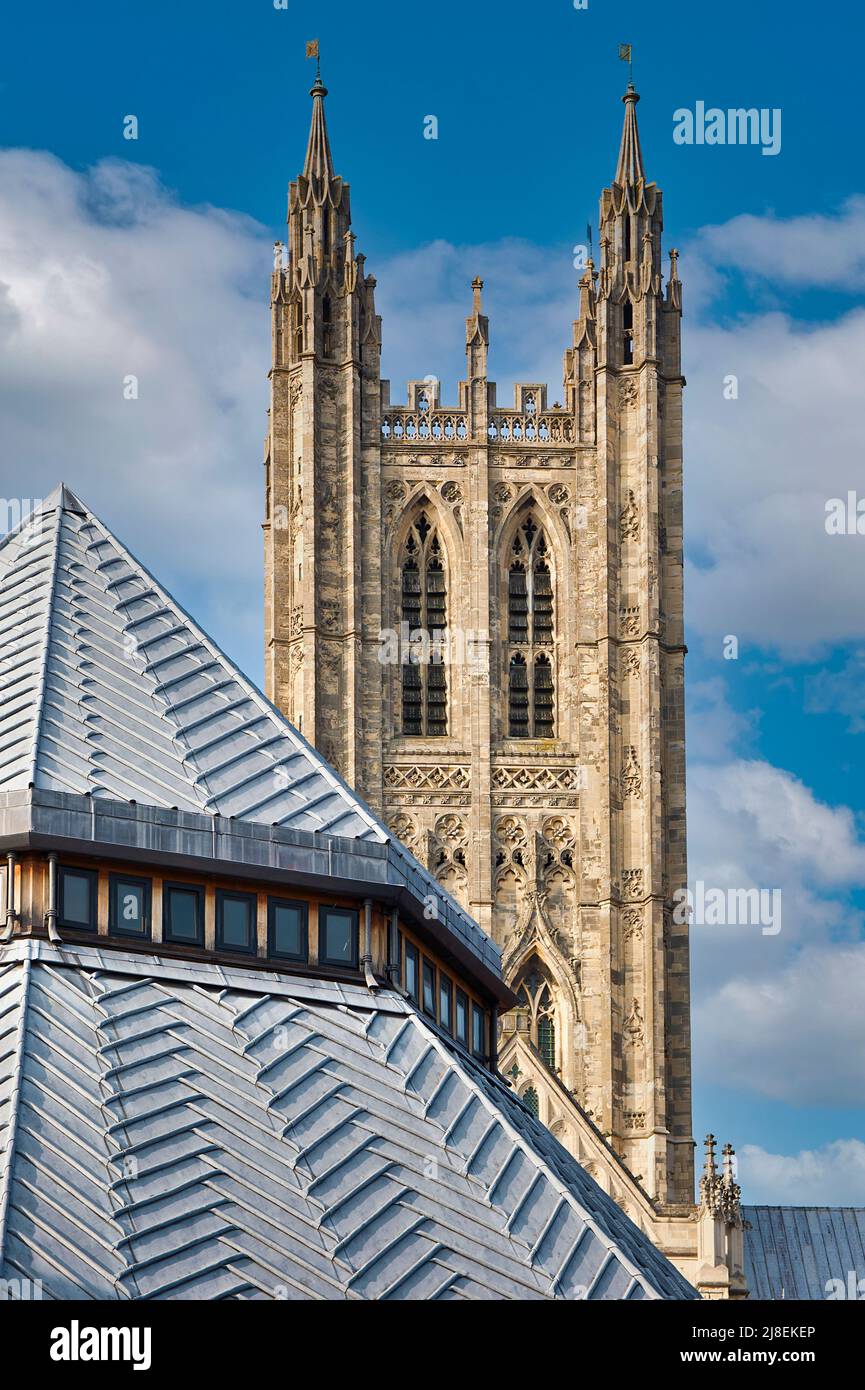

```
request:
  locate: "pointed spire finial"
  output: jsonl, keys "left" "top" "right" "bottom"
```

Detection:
{"left": 471, "top": 277, "right": 484, "bottom": 313}
{"left": 615, "top": 77, "right": 646, "bottom": 187}
{"left": 302, "top": 42, "right": 334, "bottom": 192}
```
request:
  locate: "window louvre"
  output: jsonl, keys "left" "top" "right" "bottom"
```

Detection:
{"left": 506, "top": 512, "right": 555, "bottom": 738}
{"left": 400, "top": 511, "right": 448, "bottom": 736}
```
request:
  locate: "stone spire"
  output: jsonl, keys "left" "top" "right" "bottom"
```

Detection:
{"left": 614, "top": 84, "right": 646, "bottom": 188}
{"left": 302, "top": 68, "right": 335, "bottom": 202}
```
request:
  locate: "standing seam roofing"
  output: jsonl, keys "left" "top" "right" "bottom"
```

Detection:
{"left": 0, "top": 941, "right": 696, "bottom": 1300}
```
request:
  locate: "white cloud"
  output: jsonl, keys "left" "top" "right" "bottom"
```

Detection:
{"left": 688, "top": 752, "right": 865, "bottom": 1111}
{"left": 2, "top": 148, "right": 864, "bottom": 1169}
{"left": 697, "top": 946, "right": 865, "bottom": 1108}
{"left": 687, "top": 676, "right": 757, "bottom": 763}
{"left": 376, "top": 203, "right": 865, "bottom": 659}
{"left": 4, "top": 150, "right": 862, "bottom": 669}
{"left": 377, "top": 236, "right": 573, "bottom": 407}
{"left": 740, "top": 1138, "right": 865, "bottom": 1206}
{"left": 689, "top": 196, "right": 865, "bottom": 299}
{"left": 0, "top": 150, "right": 269, "bottom": 676}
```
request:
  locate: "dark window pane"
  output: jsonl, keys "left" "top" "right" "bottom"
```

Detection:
{"left": 422, "top": 958, "right": 436, "bottom": 1017}
{"left": 472, "top": 1005, "right": 486, "bottom": 1057}
{"left": 61, "top": 870, "right": 95, "bottom": 928}
{"left": 405, "top": 942, "right": 419, "bottom": 1001}
{"left": 269, "top": 899, "right": 307, "bottom": 960}
{"left": 523, "top": 1085, "right": 540, "bottom": 1118}
{"left": 110, "top": 876, "right": 149, "bottom": 937}
{"left": 508, "top": 655, "right": 529, "bottom": 738}
{"left": 320, "top": 907, "right": 358, "bottom": 967}
{"left": 165, "top": 887, "right": 202, "bottom": 945}
{"left": 218, "top": 892, "right": 255, "bottom": 953}
{"left": 455, "top": 989, "right": 468, "bottom": 1045}
{"left": 439, "top": 975, "right": 452, "bottom": 1032}
{"left": 538, "top": 1014, "right": 556, "bottom": 1070}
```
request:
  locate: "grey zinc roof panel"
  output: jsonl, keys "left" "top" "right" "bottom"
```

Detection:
{"left": 0, "top": 486, "right": 382, "bottom": 839}
{"left": 0, "top": 941, "right": 696, "bottom": 1300}
{"left": 0, "top": 488, "right": 499, "bottom": 974}
{"left": 743, "top": 1205, "right": 865, "bottom": 1300}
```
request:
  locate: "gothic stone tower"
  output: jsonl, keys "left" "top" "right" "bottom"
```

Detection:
{"left": 264, "top": 74, "right": 694, "bottom": 1209}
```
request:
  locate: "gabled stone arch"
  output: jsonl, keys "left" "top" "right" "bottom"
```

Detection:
{"left": 502, "top": 917, "right": 586, "bottom": 1099}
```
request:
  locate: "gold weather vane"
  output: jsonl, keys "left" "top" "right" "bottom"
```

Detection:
{"left": 306, "top": 38, "right": 321, "bottom": 80}
{"left": 618, "top": 43, "right": 633, "bottom": 85}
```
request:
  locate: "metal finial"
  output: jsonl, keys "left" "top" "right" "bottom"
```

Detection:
{"left": 618, "top": 42, "right": 634, "bottom": 88}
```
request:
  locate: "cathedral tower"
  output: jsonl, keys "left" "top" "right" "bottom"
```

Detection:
{"left": 264, "top": 74, "right": 695, "bottom": 1210}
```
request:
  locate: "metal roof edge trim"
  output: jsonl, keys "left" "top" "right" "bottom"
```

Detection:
{"left": 406, "top": 1008, "right": 698, "bottom": 1300}
{"left": 0, "top": 791, "right": 512, "bottom": 1007}
{"left": 0, "top": 937, "right": 411, "bottom": 1013}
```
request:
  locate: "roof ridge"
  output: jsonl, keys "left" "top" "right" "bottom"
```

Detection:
{"left": 405, "top": 1008, "right": 693, "bottom": 1299}
{"left": 24, "top": 502, "right": 65, "bottom": 789}
{"left": 18, "top": 488, "right": 385, "bottom": 838}
{"left": 0, "top": 956, "right": 33, "bottom": 1270}
{"left": 78, "top": 501, "right": 385, "bottom": 837}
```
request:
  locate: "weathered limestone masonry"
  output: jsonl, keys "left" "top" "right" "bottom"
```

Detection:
{"left": 263, "top": 71, "right": 745, "bottom": 1295}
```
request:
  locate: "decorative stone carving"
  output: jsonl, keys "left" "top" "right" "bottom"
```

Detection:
{"left": 618, "top": 376, "right": 638, "bottom": 407}
{"left": 621, "top": 868, "right": 644, "bottom": 900}
{"left": 622, "top": 646, "right": 641, "bottom": 677}
{"left": 625, "top": 998, "right": 644, "bottom": 1047}
{"left": 621, "top": 746, "right": 642, "bottom": 799}
{"left": 619, "top": 489, "right": 639, "bottom": 542}
{"left": 622, "top": 907, "right": 643, "bottom": 941}
{"left": 619, "top": 606, "right": 640, "bottom": 638}
{"left": 387, "top": 811, "right": 420, "bottom": 855}
{"left": 383, "top": 764, "right": 470, "bottom": 791}
{"left": 432, "top": 813, "right": 469, "bottom": 904}
{"left": 320, "top": 601, "right": 340, "bottom": 632}
{"left": 492, "top": 766, "right": 582, "bottom": 792}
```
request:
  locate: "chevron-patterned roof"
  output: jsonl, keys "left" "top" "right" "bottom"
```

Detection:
{"left": 0, "top": 485, "right": 382, "bottom": 839}
{"left": 0, "top": 940, "right": 696, "bottom": 1300}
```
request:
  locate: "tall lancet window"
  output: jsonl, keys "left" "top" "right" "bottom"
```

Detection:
{"left": 400, "top": 512, "right": 448, "bottom": 737}
{"left": 512, "top": 961, "right": 558, "bottom": 1075}
{"left": 506, "top": 512, "right": 555, "bottom": 738}
{"left": 623, "top": 300, "right": 634, "bottom": 365}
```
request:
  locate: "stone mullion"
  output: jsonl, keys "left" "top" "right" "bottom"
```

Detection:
{"left": 587, "top": 364, "right": 616, "bottom": 1139}
{"left": 359, "top": 352, "right": 383, "bottom": 814}
{"left": 471, "top": 424, "right": 493, "bottom": 938}
{"left": 263, "top": 352, "right": 294, "bottom": 713}
{"left": 640, "top": 356, "right": 668, "bottom": 1197}
{"left": 342, "top": 345, "right": 361, "bottom": 789}
{"left": 616, "top": 370, "right": 648, "bottom": 1176}
{"left": 302, "top": 345, "right": 318, "bottom": 748}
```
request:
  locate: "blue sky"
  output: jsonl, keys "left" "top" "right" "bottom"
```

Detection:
{"left": 2, "top": 0, "right": 865, "bottom": 1203}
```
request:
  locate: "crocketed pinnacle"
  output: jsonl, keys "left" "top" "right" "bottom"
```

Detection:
{"left": 614, "top": 83, "right": 646, "bottom": 187}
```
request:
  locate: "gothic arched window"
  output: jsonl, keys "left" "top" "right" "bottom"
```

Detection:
{"left": 514, "top": 961, "right": 558, "bottom": 1075}
{"left": 401, "top": 511, "right": 448, "bottom": 737}
{"left": 623, "top": 300, "right": 634, "bottom": 365}
{"left": 523, "top": 1086, "right": 540, "bottom": 1119}
{"left": 506, "top": 512, "right": 555, "bottom": 738}
{"left": 508, "top": 653, "right": 528, "bottom": 737}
